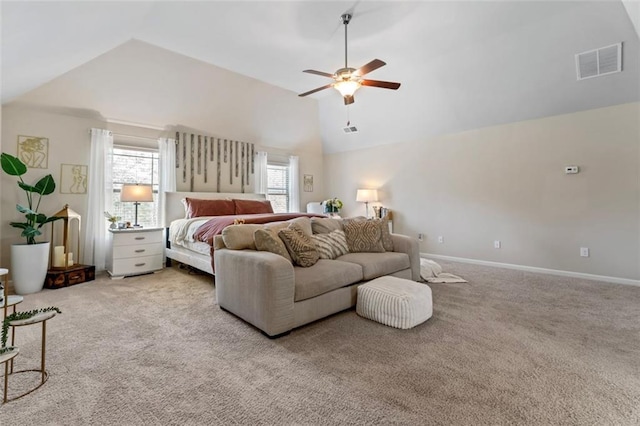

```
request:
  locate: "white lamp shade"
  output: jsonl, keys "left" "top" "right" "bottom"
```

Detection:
{"left": 356, "top": 189, "right": 378, "bottom": 203}
{"left": 120, "top": 184, "right": 153, "bottom": 202}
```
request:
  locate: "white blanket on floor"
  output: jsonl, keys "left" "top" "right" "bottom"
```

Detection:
{"left": 420, "top": 258, "right": 467, "bottom": 283}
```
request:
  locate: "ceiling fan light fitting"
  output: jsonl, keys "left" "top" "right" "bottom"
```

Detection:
{"left": 334, "top": 80, "right": 361, "bottom": 97}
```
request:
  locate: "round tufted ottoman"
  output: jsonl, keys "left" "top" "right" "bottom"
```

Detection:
{"left": 356, "top": 276, "right": 433, "bottom": 329}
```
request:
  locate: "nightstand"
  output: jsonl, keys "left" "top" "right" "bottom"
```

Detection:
{"left": 106, "top": 228, "right": 164, "bottom": 279}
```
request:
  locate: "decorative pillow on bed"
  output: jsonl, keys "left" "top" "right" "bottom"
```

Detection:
{"left": 184, "top": 198, "right": 235, "bottom": 218}
{"left": 311, "top": 230, "right": 349, "bottom": 259}
{"left": 278, "top": 224, "right": 319, "bottom": 267}
{"left": 233, "top": 199, "right": 274, "bottom": 215}
{"left": 343, "top": 219, "right": 385, "bottom": 253}
{"left": 310, "top": 217, "right": 343, "bottom": 234}
{"left": 254, "top": 229, "right": 292, "bottom": 262}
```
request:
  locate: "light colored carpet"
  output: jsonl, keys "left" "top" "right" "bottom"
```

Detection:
{"left": 1, "top": 261, "right": 639, "bottom": 425}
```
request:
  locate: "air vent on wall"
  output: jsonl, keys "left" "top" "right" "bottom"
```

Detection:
{"left": 343, "top": 126, "right": 358, "bottom": 133}
{"left": 576, "top": 43, "right": 622, "bottom": 80}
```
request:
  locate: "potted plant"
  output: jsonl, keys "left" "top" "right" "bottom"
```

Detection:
{"left": 1, "top": 152, "right": 61, "bottom": 295}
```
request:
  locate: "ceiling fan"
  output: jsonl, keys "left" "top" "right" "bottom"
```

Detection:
{"left": 298, "top": 13, "right": 401, "bottom": 105}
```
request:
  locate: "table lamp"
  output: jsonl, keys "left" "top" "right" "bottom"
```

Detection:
{"left": 120, "top": 184, "right": 153, "bottom": 227}
{"left": 356, "top": 189, "right": 378, "bottom": 218}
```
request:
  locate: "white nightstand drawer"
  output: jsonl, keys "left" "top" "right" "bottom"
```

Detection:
{"left": 112, "top": 230, "right": 163, "bottom": 247}
{"left": 107, "top": 228, "right": 164, "bottom": 278}
{"left": 112, "top": 243, "right": 164, "bottom": 260}
{"left": 111, "top": 255, "right": 163, "bottom": 276}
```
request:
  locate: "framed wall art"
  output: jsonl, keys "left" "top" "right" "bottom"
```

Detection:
{"left": 17, "top": 135, "right": 49, "bottom": 169}
{"left": 303, "top": 174, "right": 314, "bottom": 192}
{"left": 60, "top": 164, "right": 88, "bottom": 194}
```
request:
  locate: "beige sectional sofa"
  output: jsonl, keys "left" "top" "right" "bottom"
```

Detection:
{"left": 213, "top": 217, "right": 420, "bottom": 337}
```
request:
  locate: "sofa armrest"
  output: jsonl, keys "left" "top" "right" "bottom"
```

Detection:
{"left": 214, "top": 248, "right": 295, "bottom": 336}
{"left": 391, "top": 234, "right": 420, "bottom": 281}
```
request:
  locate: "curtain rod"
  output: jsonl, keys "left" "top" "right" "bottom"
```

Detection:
{"left": 112, "top": 133, "right": 159, "bottom": 141}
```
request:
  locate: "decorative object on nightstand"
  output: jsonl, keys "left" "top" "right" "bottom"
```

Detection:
{"left": 356, "top": 188, "right": 378, "bottom": 218}
{"left": 120, "top": 183, "right": 153, "bottom": 228}
{"left": 45, "top": 205, "right": 95, "bottom": 289}
{"left": 106, "top": 227, "right": 164, "bottom": 279}
{"left": 323, "top": 197, "right": 343, "bottom": 217}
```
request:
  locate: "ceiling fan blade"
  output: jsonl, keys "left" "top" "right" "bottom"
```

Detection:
{"left": 344, "top": 95, "right": 355, "bottom": 105}
{"left": 355, "top": 59, "right": 386, "bottom": 76}
{"left": 299, "top": 84, "right": 334, "bottom": 97}
{"left": 361, "top": 79, "right": 401, "bottom": 90}
{"left": 303, "top": 69, "right": 335, "bottom": 78}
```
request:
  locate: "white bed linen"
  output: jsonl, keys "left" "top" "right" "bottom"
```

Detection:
{"left": 169, "top": 217, "right": 216, "bottom": 255}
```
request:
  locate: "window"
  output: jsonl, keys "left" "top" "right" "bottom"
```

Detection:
{"left": 267, "top": 163, "right": 289, "bottom": 213}
{"left": 111, "top": 147, "right": 159, "bottom": 226}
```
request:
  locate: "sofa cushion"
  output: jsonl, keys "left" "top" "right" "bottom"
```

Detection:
{"left": 254, "top": 228, "right": 292, "bottom": 262}
{"left": 377, "top": 217, "right": 394, "bottom": 252}
{"left": 222, "top": 224, "right": 262, "bottom": 250}
{"left": 337, "top": 252, "right": 410, "bottom": 280}
{"left": 279, "top": 224, "right": 320, "bottom": 267}
{"left": 222, "top": 217, "right": 313, "bottom": 250}
{"left": 310, "top": 217, "right": 343, "bottom": 234}
{"left": 310, "top": 230, "right": 349, "bottom": 259}
{"left": 294, "top": 259, "right": 363, "bottom": 302}
{"left": 343, "top": 219, "right": 385, "bottom": 253}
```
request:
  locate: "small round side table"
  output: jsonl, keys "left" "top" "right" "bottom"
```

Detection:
{"left": 2, "top": 267, "right": 24, "bottom": 375}
{"left": 8, "top": 311, "right": 57, "bottom": 401}
{"left": 0, "top": 347, "right": 19, "bottom": 403}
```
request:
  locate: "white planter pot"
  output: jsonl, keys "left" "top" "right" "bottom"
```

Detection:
{"left": 11, "top": 242, "right": 50, "bottom": 295}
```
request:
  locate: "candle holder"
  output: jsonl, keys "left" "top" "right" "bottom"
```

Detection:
{"left": 45, "top": 205, "right": 95, "bottom": 289}
{"left": 49, "top": 205, "right": 81, "bottom": 270}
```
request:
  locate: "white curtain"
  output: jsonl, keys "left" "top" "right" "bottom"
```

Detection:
{"left": 288, "top": 155, "right": 300, "bottom": 212}
{"left": 254, "top": 151, "right": 268, "bottom": 195}
{"left": 158, "top": 138, "right": 177, "bottom": 227}
{"left": 82, "top": 128, "right": 113, "bottom": 270}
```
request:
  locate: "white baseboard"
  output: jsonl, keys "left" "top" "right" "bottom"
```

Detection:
{"left": 422, "top": 253, "right": 640, "bottom": 287}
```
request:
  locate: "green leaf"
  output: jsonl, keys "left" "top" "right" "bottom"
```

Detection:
{"left": 9, "top": 222, "right": 29, "bottom": 230}
{"left": 27, "top": 213, "right": 48, "bottom": 224}
{"left": 0, "top": 153, "right": 27, "bottom": 176}
{"left": 18, "top": 182, "right": 39, "bottom": 193}
{"left": 17, "top": 204, "right": 36, "bottom": 215}
{"left": 20, "top": 227, "right": 41, "bottom": 239}
{"left": 34, "top": 174, "right": 55, "bottom": 195}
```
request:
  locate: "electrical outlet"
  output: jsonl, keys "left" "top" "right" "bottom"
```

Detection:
{"left": 580, "top": 247, "right": 589, "bottom": 257}
{"left": 438, "top": 236, "right": 444, "bottom": 244}
{"left": 494, "top": 240, "right": 501, "bottom": 249}
{"left": 418, "top": 233, "right": 424, "bottom": 241}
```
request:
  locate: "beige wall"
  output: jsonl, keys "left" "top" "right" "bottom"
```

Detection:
{"left": 0, "top": 106, "right": 104, "bottom": 268}
{"left": 1, "top": 40, "right": 324, "bottom": 269}
{"left": 324, "top": 103, "right": 640, "bottom": 280}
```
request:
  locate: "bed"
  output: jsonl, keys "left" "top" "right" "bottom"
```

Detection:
{"left": 164, "top": 191, "right": 323, "bottom": 274}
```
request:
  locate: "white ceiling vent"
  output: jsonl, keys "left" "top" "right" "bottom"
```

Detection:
{"left": 343, "top": 126, "right": 358, "bottom": 133}
{"left": 576, "top": 43, "right": 622, "bottom": 80}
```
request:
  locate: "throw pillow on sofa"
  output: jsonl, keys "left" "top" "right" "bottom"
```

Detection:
{"left": 311, "top": 230, "right": 349, "bottom": 259}
{"left": 344, "top": 217, "right": 394, "bottom": 252}
{"left": 254, "top": 228, "right": 292, "bottom": 262}
{"left": 310, "top": 217, "right": 343, "bottom": 234}
{"left": 278, "top": 224, "right": 320, "bottom": 267}
{"left": 343, "top": 219, "right": 385, "bottom": 253}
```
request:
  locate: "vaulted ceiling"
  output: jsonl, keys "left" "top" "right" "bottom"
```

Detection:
{"left": 2, "top": 1, "right": 639, "bottom": 153}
